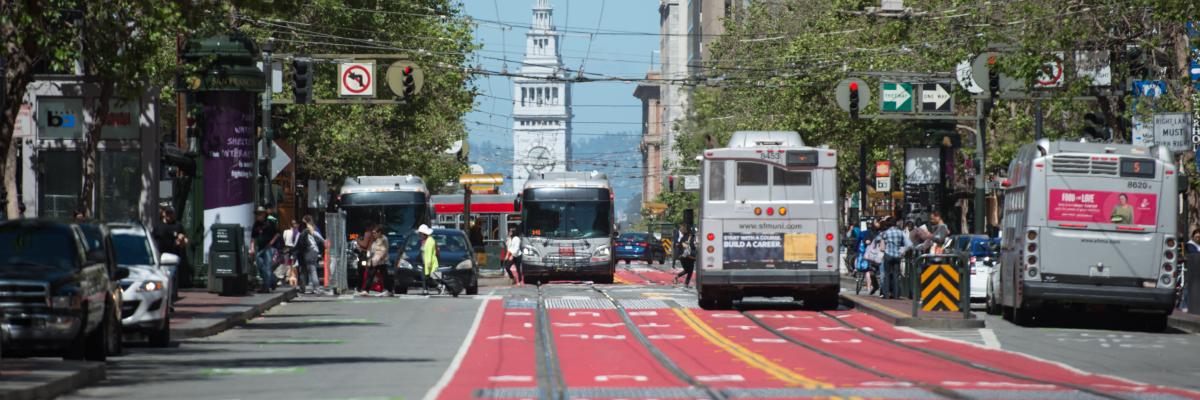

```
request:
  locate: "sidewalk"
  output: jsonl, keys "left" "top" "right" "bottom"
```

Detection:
{"left": 0, "top": 360, "right": 104, "bottom": 400}
{"left": 1168, "top": 311, "right": 1200, "bottom": 334}
{"left": 171, "top": 287, "right": 298, "bottom": 339}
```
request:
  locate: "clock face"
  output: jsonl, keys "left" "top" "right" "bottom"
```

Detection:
{"left": 525, "top": 146, "right": 555, "bottom": 173}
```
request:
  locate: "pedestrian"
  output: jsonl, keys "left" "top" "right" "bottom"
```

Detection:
{"left": 295, "top": 215, "right": 325, "bottom": 294}
{"left": 505, "top": 227, "right": 524, "bottom": 286}
{"left": 672, "top": 223, "right": 687, "bottom": 268}
{"left": 928, "top": 211, "right": 950, "bottom": 243}
{"left": 154, "top": 207, "right": 192, "bottom": 289}
{"left": 251, "top": 207, "right": 280, "bottom": 293}
{"left": 280, "top": 219, "right": 302, "bottom": 286}
{"left": 674, "top": 223, "right": 696, "bottom": 286}
{"left": 877, "top": 216, "right": 912, "bottom": 299}
{"left": 1186, "top": 229, "right": 1200, "bottom": 254}
{"left": 845, "top": 223, "right": 863, "bottom": 276}
{"left": 418, "top": 224, "right": 439, "bottom": 294}
{"left": 358, "top": 225, "right": 391, "bottom": 295}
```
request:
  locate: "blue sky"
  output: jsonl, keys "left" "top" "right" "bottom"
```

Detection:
{"left": 462, "top": 0, "right": 659, "bottom": 208}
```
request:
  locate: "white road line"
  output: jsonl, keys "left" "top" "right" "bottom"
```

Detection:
{"left": 422, "top": 297, "right": 491, "bottom": 400}
{"left": 980, "top": 328, "right": 1001, "bottom": 349}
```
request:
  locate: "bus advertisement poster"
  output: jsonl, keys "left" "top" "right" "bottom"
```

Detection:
{"left": 723, "top": 233, "right": 784, "bottom": 262}
{"left": 1048, "top": 189, "right": 1157, "bottom": 225}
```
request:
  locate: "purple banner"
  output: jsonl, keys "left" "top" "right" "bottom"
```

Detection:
{"left": 201, "top": 92, "right": 255, "bottom": 210}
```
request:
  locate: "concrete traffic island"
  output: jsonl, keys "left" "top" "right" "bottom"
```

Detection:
{"left": 0, "top": 360, "right": 105, "bottom": 400}
{"left": 841, "top": 292, "right": 985, "bottom": 329}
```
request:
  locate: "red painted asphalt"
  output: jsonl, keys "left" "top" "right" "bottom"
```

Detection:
{"left": 547, "top": 309, "right": 683, "bottom": 389}
{"left": 435, "top": 300, "right": 536, "bottom": 400}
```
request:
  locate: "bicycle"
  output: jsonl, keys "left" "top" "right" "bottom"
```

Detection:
{"left": 852, "top": 256, "right": 875, "bottom": 295}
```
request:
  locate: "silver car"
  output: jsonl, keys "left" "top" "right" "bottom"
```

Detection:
{"left": 109, "top": 223, "right": 178, "bottom": 347}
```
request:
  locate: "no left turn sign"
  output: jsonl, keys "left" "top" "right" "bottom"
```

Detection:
{"left": 339, "top": 62, "right": 375, "bottom": 97}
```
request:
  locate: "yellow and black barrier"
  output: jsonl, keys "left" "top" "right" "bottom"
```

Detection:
{"left": 910, "top": 254, "right": 970, "bottom": 318}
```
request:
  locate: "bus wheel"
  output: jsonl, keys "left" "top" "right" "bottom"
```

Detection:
{"left": 1001, "top": 306, "right": 1014, "bottom": 321}
{"left": 1012, "top": 305, "right": 1037, "bottom": 326}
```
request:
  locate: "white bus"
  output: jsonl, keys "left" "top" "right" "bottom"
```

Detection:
{"left": 516, "top": 171, "right": 615, "bottom": 284}
{"left": 696, "top": 131, "right": 841, "bottom": 309}
{"left": 994, "top": 140, "right": 1179, "bottom": 329}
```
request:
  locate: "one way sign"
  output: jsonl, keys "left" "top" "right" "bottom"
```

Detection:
{"left": 920, "top": 83, "right": 953, "bottom": 113}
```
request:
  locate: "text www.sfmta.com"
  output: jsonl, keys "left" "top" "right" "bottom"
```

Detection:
{"left": 736, "top": 222, "right": 806, "bottom": 230}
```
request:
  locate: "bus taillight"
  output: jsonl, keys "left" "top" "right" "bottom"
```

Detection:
{"left": 825, "top": 233, "right": 834, "bottom": 241}
{"left": 1164, "top": 251, "right": 1175, "bottom": 261}
{"left": 766, "top": 207, "right": 774, "bottom": 216}
{"left": 754, "top": 207, "right": 762, "bottom": 216}
{"left": 779, "top": 207, "right": 787, "bottom": 216}
{"left": 825, "top": 245, "right": 834, "bottom": 253}
{"left": 706, "top": 246, "right": 714, "bottom": 254}
{"left": 706, "top": 233, "right": 715, "bottom": 241}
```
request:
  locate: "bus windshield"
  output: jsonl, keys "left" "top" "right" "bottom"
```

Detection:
{"left": 344, "top": 205, "right": 426, "bottom": 238}
{"left": 523, "top": 201, "right": 612, "bottom": 239}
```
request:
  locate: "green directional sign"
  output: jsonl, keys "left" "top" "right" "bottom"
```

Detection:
{"left": 881, "top": 82, "right": 914, "bottom": 112}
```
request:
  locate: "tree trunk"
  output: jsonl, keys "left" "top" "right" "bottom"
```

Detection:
{"left": 79, "top": 79, "right": 113, "bottom": 219}
{"left": 1, "top": 1, "right": 42, "bottom": 219}
{"left": 5, "top": 134, "right": 19, "bottom": 218}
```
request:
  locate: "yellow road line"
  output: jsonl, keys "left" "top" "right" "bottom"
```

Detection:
{"left": 673, "top": 308, "right": 832, "bottom": 389}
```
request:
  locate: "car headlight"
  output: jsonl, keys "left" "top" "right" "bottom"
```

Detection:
{"left": 399, "top": 259, "right": 413, "bottom": 270}
{"left": 139, "top": 281, "right": 164, "bottom": 292}
{"left": 456, "top": 260, "right": 473, "bottom": 270}
{"left": 49, "top": 295, "right": 74, "bottom": 309}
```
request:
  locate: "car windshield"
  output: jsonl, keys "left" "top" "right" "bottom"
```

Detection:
{"left": 405, "top": 232, "right": 470, "bottom": 254}
{"left": 523, "top": 201, "right": 612, "bottom": 239}
{"left": 112, "top": 232, "right": 155, "bottom": 266}
{"left": 0, "top": 225, "right": 77, "bottom": 271}
{"left": 78, "top": 224, "right": 104, "bottom": 252}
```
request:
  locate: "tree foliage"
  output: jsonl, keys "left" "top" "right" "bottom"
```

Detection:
{"left": 667, "top": 0, "right": 1198, "bottom": 227}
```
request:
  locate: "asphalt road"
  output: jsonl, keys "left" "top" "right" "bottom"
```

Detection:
{"left": 62, "top": 294, "right": 483, "bottom": 400}
{"left": 58, "top": 262, "right": 1200, "bottom": 399}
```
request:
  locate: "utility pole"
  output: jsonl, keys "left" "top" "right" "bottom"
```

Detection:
{"left": 974, "top": 99, "right": 989, "bottom": 234}
{"left": 259, "top": 39, "right": 275, "bottom": 208}
{"left": 1034, "top": 98, "right": 1044, "bottom": 140}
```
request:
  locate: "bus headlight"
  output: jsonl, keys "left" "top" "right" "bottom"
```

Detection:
{"left": 456, "top": 260, "right": 474, "bottom": 270}
{"left": 521, "top": 246, "right": 540, "bottom": 258}
{"left": 592, "top": 245, "right": 611, "bottom": 260}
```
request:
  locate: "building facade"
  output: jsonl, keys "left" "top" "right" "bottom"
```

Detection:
{"left": 512, "top": 0, "right": 573, "bottom": 193}
{"left": 633, "top": 73, "right": 663, "bottom": 203}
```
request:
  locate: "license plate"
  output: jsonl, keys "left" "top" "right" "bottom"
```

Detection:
{"left": 559, "top": 247, "right": 575, "bottom": 256}
{"left": 623, "top": 246, "right": 634, "bottom": 251}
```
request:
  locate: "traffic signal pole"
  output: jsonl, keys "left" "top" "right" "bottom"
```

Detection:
{"left": 974, "top": 99, "right": 989, "bottom": 235}
{"left": 260, "top": 40, "right": 275, "bottom": 208}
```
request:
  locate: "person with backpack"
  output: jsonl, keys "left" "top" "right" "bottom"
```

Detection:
{"left": 877, "top": 216, "right": 913, "bottom": 299}
{"left": 418, "top": 224, "right": 439, "bottom": 294}
{"left": 294, "top": 215, "right": 325, "bottom": 294}
{"left": 673, "top": 223, "right": 697, "bottom": 286}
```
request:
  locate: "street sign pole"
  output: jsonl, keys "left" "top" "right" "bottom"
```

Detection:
{"left": 974, "top": 99, "right": 988, "bottom": 234}
{"left": 1034, "top": 98, "right": 1044, "bottom": 141}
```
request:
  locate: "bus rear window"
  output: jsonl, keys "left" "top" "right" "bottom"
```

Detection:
{"left": 737, "top": 162, "right": 768, "bottom": 186}
{"left": 708, "top": 161, "right": 725, "bottom": 201}
{"left": 773, "top": 168, "right": 811, "bottom": 186}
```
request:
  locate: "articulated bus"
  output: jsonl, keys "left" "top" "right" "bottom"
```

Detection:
{"left": 994, "top": 140, "right": 1179, "bottom": 329}
{"left": 516, "top": 171, "right": 615, "bottom": 283}
{"left": 696, "top": 131, "right": 841, "bottom": 309}
{"left": 337, "top": 175, "right": 432, "bottom": 261}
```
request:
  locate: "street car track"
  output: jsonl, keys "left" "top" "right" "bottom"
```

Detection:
{"left": 536, "top": 286, "right": 567, "bottom": 400}
{"left": 591, "top": 285, "right": 726, "bottom": 400}
{"left": 741, "top": 311, "right": 973, "bottom": 400}
{"left": 818, "top": 310, "right": 1133, "bottom": 400}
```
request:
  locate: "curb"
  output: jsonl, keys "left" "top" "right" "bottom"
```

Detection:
{"left": 841, "top": 292, "right": 985, "bottom": 329}
{"left": 172, "top": 288, "right": 298, "bottom": 340}
{"left": 1167, "top": 314, "right": 1200, "bottom": 334}
{"left": 0, "top": 362, "right": 105, "bottom": 400}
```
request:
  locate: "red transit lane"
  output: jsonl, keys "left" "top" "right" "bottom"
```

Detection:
{"left": 828, "top": 310, "right": 1200, "bottom": 399}
{"left": 433, "top": 300, "right": 537, "bottom": 400}
{"left": 546, "top": 308, "right": 685, "bottom": 389}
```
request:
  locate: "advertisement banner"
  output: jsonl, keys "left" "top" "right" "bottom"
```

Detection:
{"left": 200, "top": 92, "right": 256, "bottom": 261}
{"left": 723, "top": 233, "right": 784, "bottom": 262}
{"left": 1048, "top": 189, "right": 1157, "bottom": 225}
{"left": 905, "top": 147, "right": 941, "bottom": 184}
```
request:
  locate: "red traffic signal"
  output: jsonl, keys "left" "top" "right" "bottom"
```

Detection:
{"left": 849, "top": 82, "right": 859, "bottom": 91}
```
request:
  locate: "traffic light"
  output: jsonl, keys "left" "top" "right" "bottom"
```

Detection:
{"left": 848, "top": 81, "right": 860, "bottom": 119}
{"left": 401, "top": 65, "right": 416, "bottom": 100}
{"left": 292, "top": 58, "right": 313, "bottom": 104}
{"left": 986, "top": 54, "right": 1000, "bottom": 99}
{"left": 1082, "top": 113, "right": 1107, "bottom": 141}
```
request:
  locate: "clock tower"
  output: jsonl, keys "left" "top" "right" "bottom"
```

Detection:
{"left": 512, "top": 0, "right": 572, "bottom": 192}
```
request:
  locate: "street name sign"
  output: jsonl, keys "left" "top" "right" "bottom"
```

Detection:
{"left": 920, "top": 83, "right": 953, "bottom": 113}
{"left": 881, "top": 82, "right": 913, "bottom": 112}
{"left": 339, "top": 61, "right": 375, "bottom": 97}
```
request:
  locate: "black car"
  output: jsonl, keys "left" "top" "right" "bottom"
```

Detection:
{"left": 0, "top": 220, "right": 127, "bottom": 361}
{"left": 393, "top": 228, "right": 478, "bottom": 295}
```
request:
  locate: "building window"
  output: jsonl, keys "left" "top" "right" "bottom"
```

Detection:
{"left": 521, "top": 88, "right": 527, "bottom": 106}
{"left": 99, "top": 151, "right": 141, "bottom": 221}
{"left": 38, "top": 150, "right": 81, "bottom": 219}
{"left": 552, "top": 87, "right": 558, "bottom": 104}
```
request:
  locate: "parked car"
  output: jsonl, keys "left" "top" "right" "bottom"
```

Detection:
{"left": 614, "top": 232, "right": 667, "bottom": 264}
{"left": 986, "top": 263, "right": 1002, "bottom": 315}
{"left": 394, "top": 228, "right": 478, "bottom": 295}
{"left": 0, "top": 220, "right": 127, "bottom": 361}
{"left": 109, "top": 223, "right": 176, "bottom": 347}
{"left": 949, "top": 234, "right": 998, "bottom": 301}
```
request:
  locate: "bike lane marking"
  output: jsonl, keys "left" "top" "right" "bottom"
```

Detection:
{"left": 830, "top": 310, "right": 1200, "bottom": 399}
{"left": 547, "top": 308, "right": 685, "bottom": 389}
{"left": 752, "top": 310, "right": 1071, "bottom": 394}
{"left": 427, "top": 299, "right": 537, "bottom": 400}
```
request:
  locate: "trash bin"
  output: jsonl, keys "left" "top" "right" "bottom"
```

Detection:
{"left": 208, "top": 224, "right": 248, "bottom": 296}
